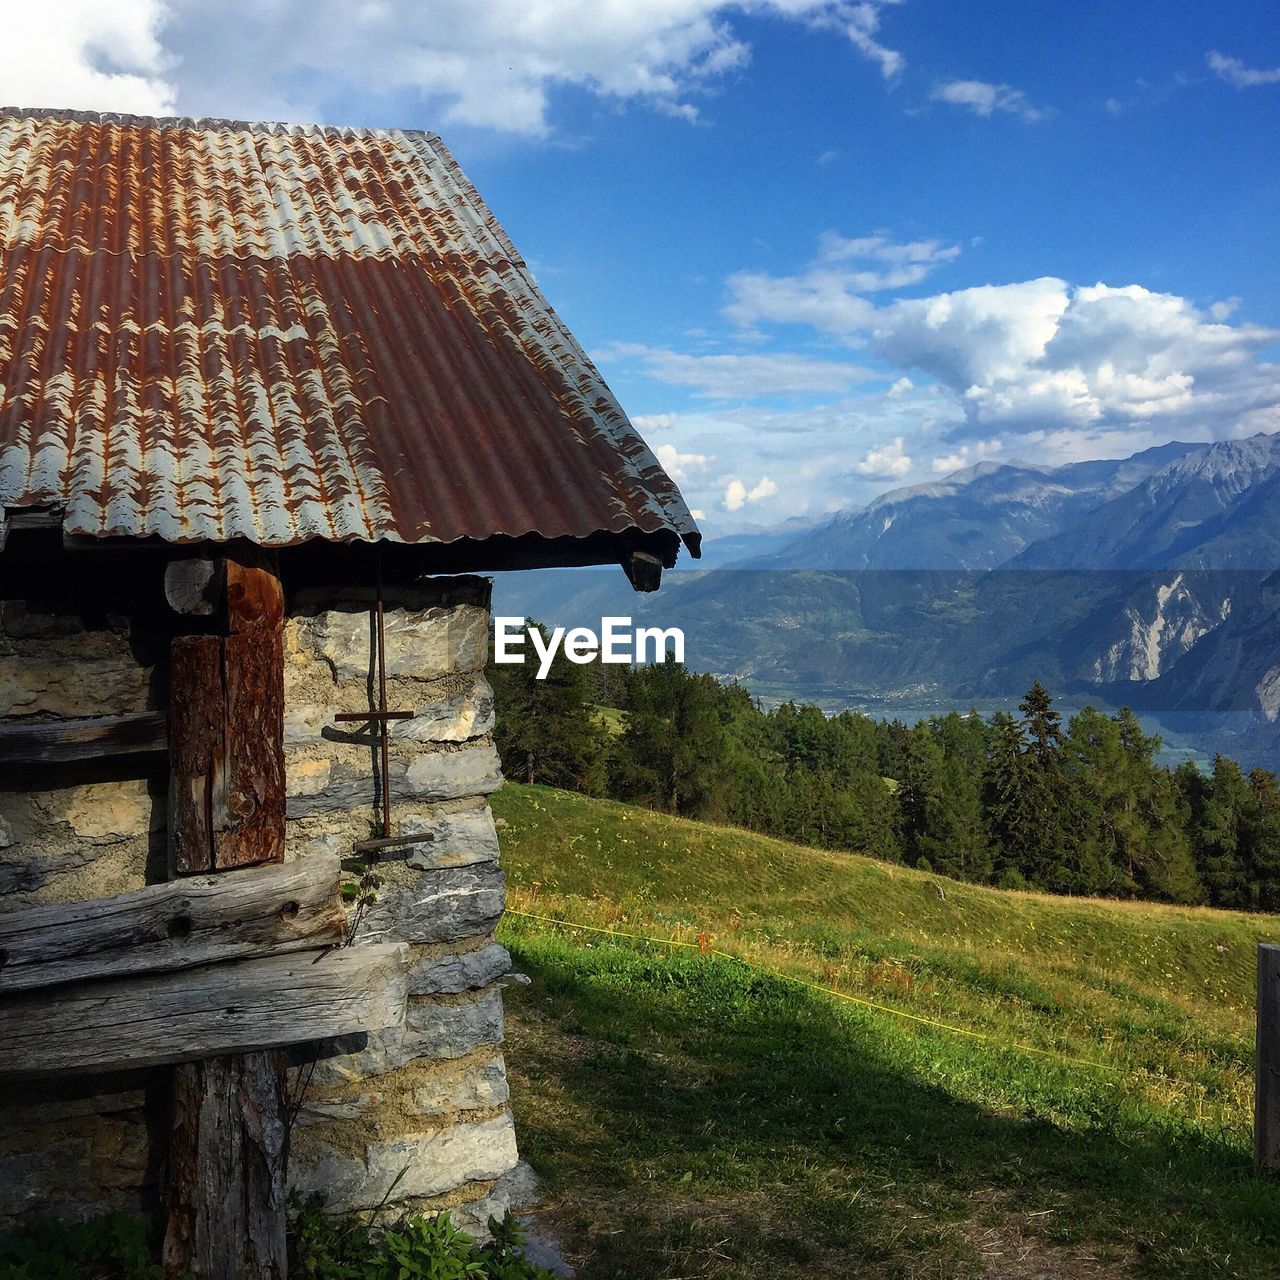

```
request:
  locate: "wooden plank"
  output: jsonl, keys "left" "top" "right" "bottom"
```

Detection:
{"left": 169, "top": 635, "right": 225, "bottom": 875}
{"left": 0, "top": 943, "right": 408, "bottom": 1077}
{"left": 163, "top": 1052, "right": 289, "bottom": 1280}
{"left": 0, "top": 712, "right": 168, "bottom": 764}
{"left": 1258, "top": 942, "right": 1280, "bottom": 1176}
{"left": 216, "top": 628, "right": 285, "bottom": 869}
{"left": 0, "top": 855, "right": 344, "bottom": 994}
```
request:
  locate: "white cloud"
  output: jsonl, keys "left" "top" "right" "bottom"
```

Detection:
{"left": 872, "top": 277, "right": 1071, "bottom": 391}
{"left": 690, "top": 508, "right": 707, "bottom": 520}
{"left": 602, "top": 343, "right": 874, "bottom": 397}
{"left": 722, "top": 475, "right": 777, "bottom": 510}
{"left": 886, "top": 375, "right": 914, "bottom": 397}
{"left": 876, "top": 280, "right": 1280, "bottom": 435}
{"left": 0, "top": 0, "right": 176, "bottom": 115}
{"left": 834, "top": 2, "right": 904, "bottom": 79}
{"left": 930, "top": 440, "right": 1001, "bottom": 473}
{"left": 724, "top": 229, "right": 960, "bottom": 332}
{"left": 654, "top": 443, "right": 711, "bottom": 482}
{"left": 0, "top": 1, "right": 911, "bottom": 136}
{"left": 1208, "top": 51, "right": 1280, "bottom": 89}
{"left": 632, "top": 412, "right": 679, "bottom": 434}
{"left": 725, "top": 238, "right": 1280, "bottom": 443}
{"left": 854, "top": 437, "right": 911, "bottom": 477}
{"left": 932, "top": 79, "right": 1047, "bottom": 122}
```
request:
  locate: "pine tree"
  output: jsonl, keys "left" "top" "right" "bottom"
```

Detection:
{"left": 611, "top": 662, "right": 722, "bottom": 817}
{"left": 1244, "top": 769, "right": 1280, "bottom": 911}
{"left": 1196, "top": 756, "right": 1253, "bottom": 908}
{"left": 1015, "top": 683, "right": 1076, "bottom": 891}
{"left": 488, "top": 620, "right": 606, "bottom": 791}
{"left": 983, "top": 711, "right": 1029, "bottom": 885}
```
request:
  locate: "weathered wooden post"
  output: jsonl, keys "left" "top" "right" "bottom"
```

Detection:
{"left": 163, "top": 548, "right": 290, "bottom": 1280}
{"left": 1259, "top": 943, "right": 1280, "bottom": 1177}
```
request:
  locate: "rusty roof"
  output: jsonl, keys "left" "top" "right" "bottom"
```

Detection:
{"left": 0, "top": 107, "right": 700, "bottom": 561}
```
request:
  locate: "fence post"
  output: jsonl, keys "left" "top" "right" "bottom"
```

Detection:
{"left": 1258, "top": 943, "right": 1280, "bottom": 1177}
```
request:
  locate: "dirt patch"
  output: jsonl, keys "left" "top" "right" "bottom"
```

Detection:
{"left": 968, "top": 1217, "right": 1131, "bottom": 1280}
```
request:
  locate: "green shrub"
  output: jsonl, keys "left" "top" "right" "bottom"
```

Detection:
{"left": 290, "top": 1198, "right": 557, "bottom": 1280}
{"left": 0, "top": 1214, "right": 161, "bottom": 1280}
{"left": 0, "top": 1205, "right": 556, "bottom": 1280}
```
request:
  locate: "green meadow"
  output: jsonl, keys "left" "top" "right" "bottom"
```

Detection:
{"left": 491, "top": 783, "right": 1280, "bottom": 1279}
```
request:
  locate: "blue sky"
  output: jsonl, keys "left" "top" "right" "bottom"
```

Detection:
{"left": 6, "top": 1, "right": 1280, "bottom": 533}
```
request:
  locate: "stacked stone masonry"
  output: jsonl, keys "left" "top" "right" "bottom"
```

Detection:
{"left": 0, "top": 574, "right": 521, "bottom": 1235}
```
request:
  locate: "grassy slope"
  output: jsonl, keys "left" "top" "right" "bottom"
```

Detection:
{"left": 491, "top": 784, "right": 1280, "bottom": 1280}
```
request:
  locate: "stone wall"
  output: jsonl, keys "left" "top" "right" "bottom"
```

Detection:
{"left": 0, "top": 571, "right": 521, "bottom": 1234}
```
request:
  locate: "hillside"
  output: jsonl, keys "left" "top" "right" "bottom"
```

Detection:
{"left": 492, "top": 784, "right": 1280, "bottom": 1279}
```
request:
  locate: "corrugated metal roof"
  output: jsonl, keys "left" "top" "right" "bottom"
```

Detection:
{"left": 0, "top": 108, "right": 700, "bottom": 558}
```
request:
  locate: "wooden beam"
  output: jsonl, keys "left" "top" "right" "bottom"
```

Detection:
{"left": 219, "top": 553, "right": 285, "bottom": 869}
{"left": 226, "top": 551, "right": 284, "bottom": 632}
{"left": 160, "top": 547, "right": 293, "bottom": 1279}
{"left": 0, "top": 712, "right": 168, "bottom": 764}
{"left": 217, "top": 628, "right": 284, "bottom": 869}
{"left": 165, "top": 555, "right": 225, "bottom": 617}
{"left": 170, "top": 636, "right": 225, "bottom": 875}
{"left": 0, "top": 856, "right": 344, "bottom": 994}
{"left": 1258, "top": 942, "right": 1280, "bottom": 1176}
{"left": 4, "top": 506, "right": 64, "bottom": 531}
{"left": 164, "top": 1053, "right": 289, "bottom": 1280}
{"left": 623, "top": 548, "right": 664, "bottom": 592}
{"left": 0, "top": 943, "right": 408, "bottom": 1077}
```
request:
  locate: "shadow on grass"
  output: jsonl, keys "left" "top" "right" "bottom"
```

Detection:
{"left": 503, "top": 932, "right": 1280, "bottom": 1280}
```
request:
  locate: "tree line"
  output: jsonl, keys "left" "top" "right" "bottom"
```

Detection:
{"left": 488, "top": 626, "right": 1280, "bottom": 910}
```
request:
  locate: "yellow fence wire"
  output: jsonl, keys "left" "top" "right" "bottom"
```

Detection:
{"left": 504, "top": 907, "right": 1132, "bottom": 1078}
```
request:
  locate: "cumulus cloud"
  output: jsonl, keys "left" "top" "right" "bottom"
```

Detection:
{"left": 0, "top": 1, "right": 910, "bottom": 136}
{"left": 723, "top": 475, "right": 778, "bottom": 510}
{"left": 724, "top": 236, "right": 1280, "bottom": 442}
{"left": 854, "top": 437, "right": 912, "bottom": 477}
{"left": 871, "top": 277, "right": 1072, "bottom": 393}
{"left": 602, "top": 343, "right": 874, "bottom": 398}
{"left": 873, "top": 280, "right": 1280, "bottom": 435}
{"left": 0, "top": 1, "right": 176, "bottom": 115}
{"left": 1208, "top": 51, "right": 1280, "bottom": 89}
{"left": 654, "top": 443, "right": 711, "bottom": 483}
{"left": 932, "top": 79, "right": 1047, "bottom": 121}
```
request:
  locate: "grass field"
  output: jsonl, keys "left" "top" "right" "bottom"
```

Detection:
{"left": 490, "top": 783, "right": 1280, "bottom": 1280}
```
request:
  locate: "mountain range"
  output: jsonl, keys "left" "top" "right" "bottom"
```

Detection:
{"left": 494, "top": 432, "right": 1280, "bottom": 768}
{"left": 742, "top": 435, "right": 1280, "bottom": 572}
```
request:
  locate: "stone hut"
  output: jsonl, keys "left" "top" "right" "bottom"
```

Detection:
{"left": 0, "top": 107, "right": 698, "bottom": 1268}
